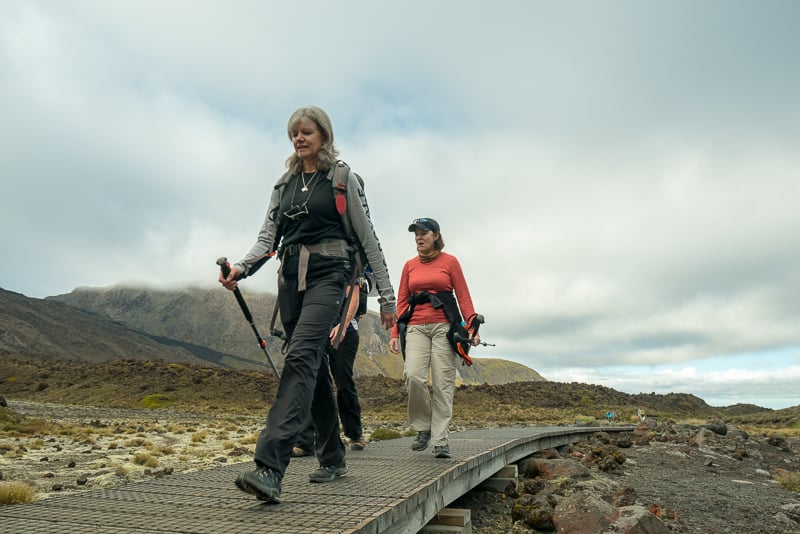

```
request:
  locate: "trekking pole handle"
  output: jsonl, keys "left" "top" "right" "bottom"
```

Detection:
{"left": 470, "top": 314, "right": 485, "bottom": 335}
{"left": 217, "top": 256, "right": 232, "bottom": 279}
{"left": 216, "top": 257, "right": 254, "bottom": 322}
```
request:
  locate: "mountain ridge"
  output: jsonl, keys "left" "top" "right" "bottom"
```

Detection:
{"left": 1, "top": 286, "right": 544, "bottom": 384}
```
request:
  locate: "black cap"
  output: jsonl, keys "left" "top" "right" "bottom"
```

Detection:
{"left": 408, "top": 217, "right": 440, "bottom": 233}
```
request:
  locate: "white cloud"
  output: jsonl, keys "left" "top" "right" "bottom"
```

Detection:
{"left": 543, "top": 364, "right": 800, "bottom": 410}
{"left": 2, "top": 0, "right": 800, "bottom": 409}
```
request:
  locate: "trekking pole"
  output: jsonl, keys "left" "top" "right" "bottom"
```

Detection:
{"left": 454, "top": 314, "right": 495, "bottom": 347}
{"left": 216, "top": 257, "right": 281, "bottom": 379}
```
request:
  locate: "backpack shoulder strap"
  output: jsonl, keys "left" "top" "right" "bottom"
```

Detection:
{"left": 329, "top": 160, "right": 366, "bottom": 349}
{"left": 331, "top": 160, "right": 357, "bottom": 239}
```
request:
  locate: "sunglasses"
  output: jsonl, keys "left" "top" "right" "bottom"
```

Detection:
{"left": 283, "top": 204, "right": 309, "bottom": 221}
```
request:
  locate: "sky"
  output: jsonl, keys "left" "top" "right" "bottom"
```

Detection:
{"left": 2, "top": 0, "right": 799, "bottom": 410}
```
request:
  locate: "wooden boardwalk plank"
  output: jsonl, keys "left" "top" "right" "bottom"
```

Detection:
{"left": 0, "top": 425, "right": 629, "bottom": 533}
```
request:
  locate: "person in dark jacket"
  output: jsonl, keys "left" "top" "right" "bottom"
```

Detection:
{"left": 220, "top": 106, "right": 396, "bottom": 503}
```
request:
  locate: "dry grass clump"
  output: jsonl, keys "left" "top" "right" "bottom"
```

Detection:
{"left": 132, "top": 451, "right": 159, "bottom": 468}
{"left": 0, "top": 481, "right": 36, "bottom": 505}
{"left": 124, "top": 437, "right": 152, "bottom": 448}
{"left": 239, "top": 433, "right": 258, "bottom": 445}
{"left": 25, "top": 438, "right": 46, "bottom": 450}
{"left": 190, "top": 430, "right": 209, "bottom": 443}
{"left": 774, "top": 469, "right": 800, "bottom": 493}
{"left": 165, "top": 422, "right": 186, "bottom": 434}
{"left": 1, "top": 408, "right": 55, "bottom": 436}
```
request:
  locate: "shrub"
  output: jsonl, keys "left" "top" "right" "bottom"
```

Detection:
{"left": 139, "top": 394, "right": 174, "bottom": 409}
{"left": 0, "top": 481, "right": 35, "bottom": 505}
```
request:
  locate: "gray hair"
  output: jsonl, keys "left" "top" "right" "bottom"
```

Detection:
{"left": 285, "top": 106, "right": 340, "bottom": 174}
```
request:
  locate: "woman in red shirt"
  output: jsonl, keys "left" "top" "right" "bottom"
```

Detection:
{"left": 389, "top": 217, "right": 480, "bottom": 458}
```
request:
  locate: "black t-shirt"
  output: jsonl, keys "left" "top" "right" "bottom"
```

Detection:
{"left": 278, "top": 172, "right": 351, "bottom": 280}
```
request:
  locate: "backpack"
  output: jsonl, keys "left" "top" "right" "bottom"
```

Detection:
{"left": 330, "top": 160, "right": 368, "bottom": 269}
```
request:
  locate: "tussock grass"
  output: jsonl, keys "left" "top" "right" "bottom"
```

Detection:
{"left": 190, "top": 430, "right": 209, "bottom": 443}
{"left": 124, "top": 438, "right": 152, "bottom": 448}
{"left": 152, "top": 445, "right": 175, "bottom": 456}
{"left": 1, "top": 408, "right": 54, "bottom": 436}
{"left": 132, "top": 451, "right": 158, "bottom": 468}
{"left": 26, "top": 438, "right": 45, "bottom": 450}
{"left": 0, "top": 481, "right": 36, "bottom": 505}
{"left": 773, "top": 469, "right": 800, "bottom": 492}
{"left": 239, "top": 433, "right": 258, "bottom": 445}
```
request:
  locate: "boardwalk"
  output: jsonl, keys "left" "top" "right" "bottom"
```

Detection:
{"left": 1, "top": 425, "right": 630, "bottom": 533}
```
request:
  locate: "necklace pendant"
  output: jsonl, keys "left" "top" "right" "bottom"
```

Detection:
{"left": 301, "top": 186, "right": 308, "bottom": 192}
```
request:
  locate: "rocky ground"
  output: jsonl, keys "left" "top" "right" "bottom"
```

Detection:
{"left": 455, "top": 419, "right": 800, "bottom": 533}
{"left": 2, "top": 401, "right": 800, "bottom": 533}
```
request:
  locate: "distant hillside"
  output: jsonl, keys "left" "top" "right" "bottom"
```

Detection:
{"left": 0, "top": 288, "right": 243, "bottom": 367}
{"left": 0, "top": 358, "right": 784, "bottom": 422}
{"left": 1, "top": 285, "right": 542, "bottom": 384}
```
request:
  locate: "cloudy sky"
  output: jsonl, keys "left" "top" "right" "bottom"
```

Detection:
{"left": 2, "top": 1, "right": 799, "bottom": 409}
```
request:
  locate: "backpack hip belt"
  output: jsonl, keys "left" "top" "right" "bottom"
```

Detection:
{"left": 277, "top": 239, "right": 354, "bottom": 292}
{"left": 395, "top": 290, "right": 476, "bottom": 366}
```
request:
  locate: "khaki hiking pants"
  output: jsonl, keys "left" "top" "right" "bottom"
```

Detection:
{"left": 403, "top": 322, "right": 458, "bottom": 446}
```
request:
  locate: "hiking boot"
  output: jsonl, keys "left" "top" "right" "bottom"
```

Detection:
{"left": 411, "top": 431, "right": 431, "bottom": 451}
{"left": 350, "top": 437, "right": 366, "bottom": 451}
{"left": 235, "top": 466, "right": 282, "bottom": 503}
{"left": 308, "top": 460, "right": 348, "bottom": 483}
{"left": 434, "top": 445, "right": 452, "bottom": 458}
{"left": 291, "top": 446, "right": 313, "bottom": 457}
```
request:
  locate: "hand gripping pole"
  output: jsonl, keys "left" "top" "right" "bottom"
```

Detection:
{"left": 217, "top": 257, "right": 281, "bottom": 379}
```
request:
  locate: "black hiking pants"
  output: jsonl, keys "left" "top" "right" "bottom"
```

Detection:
{"left": 253, "top": 267, "right": 348, "bottom": 476}
{"left": 296, "top": 326, "right": 362, "bottom": 449}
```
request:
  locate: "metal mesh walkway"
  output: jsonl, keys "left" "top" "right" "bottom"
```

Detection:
{"left": 0, "top": 425, "right": 626, "bottom": 533}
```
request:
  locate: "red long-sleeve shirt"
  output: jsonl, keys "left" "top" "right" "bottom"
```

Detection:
{"left": 390, "top": 252, "right": 476, "bottom": 338}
